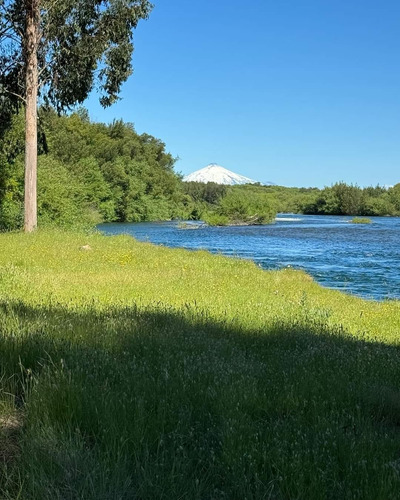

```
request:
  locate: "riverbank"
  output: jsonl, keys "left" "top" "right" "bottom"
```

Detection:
{"left": 99, "top": 215, "right": 400, "bottom": 300}
{"left": 1, "top": 230, "right": 400, "bottom": 499}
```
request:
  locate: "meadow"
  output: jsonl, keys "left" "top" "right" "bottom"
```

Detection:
{"left": 0, "top": 230, "right": 400, "bottom": 499}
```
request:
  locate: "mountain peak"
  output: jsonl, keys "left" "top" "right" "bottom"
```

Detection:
{"left": 183, "top": 164, "right": 259, "bottom": 186}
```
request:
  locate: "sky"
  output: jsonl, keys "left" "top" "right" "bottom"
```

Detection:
{"left": 86, "top": 0, "right": 400, "bottom": 188}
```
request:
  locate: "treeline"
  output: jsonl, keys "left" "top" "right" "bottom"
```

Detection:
{"left": 0, "top": 108, "right": 194, "bottom": 230}
{"left": 1, "top": 108, "right": 399, "bottom": 230}
{"left": 301, "top": 183, "right": 400, "bottom": 216}
{"left": 265, "top": 182, "right": 400, "bottom": 216}
{"left": 184, "top": 182, "right": 400, "bottom": 219}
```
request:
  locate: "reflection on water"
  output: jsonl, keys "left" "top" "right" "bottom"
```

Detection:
{"left": 98, "top": 215, "right": 400, "bottom": 301}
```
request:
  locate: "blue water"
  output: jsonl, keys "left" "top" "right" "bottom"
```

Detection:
{"left": 98, "top": 215, "right": 400, "bottom": 301}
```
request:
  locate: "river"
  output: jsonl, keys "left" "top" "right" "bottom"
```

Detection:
{"left": 98, "top": 215, "right": 400, "bottom": 301}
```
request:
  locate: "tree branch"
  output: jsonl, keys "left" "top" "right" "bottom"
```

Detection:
{"left": 1, "top": 87, "right": 26, "bottom": 103}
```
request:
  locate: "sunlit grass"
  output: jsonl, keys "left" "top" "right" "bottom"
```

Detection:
{"left": 0, "top": 229, "right": 400, "bottom": 499}
{"left": 351, "top": 217, "right": 373, "bottom": 224}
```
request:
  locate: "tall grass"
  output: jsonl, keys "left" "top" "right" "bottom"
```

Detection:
{"left": 0, "top": 230, "right": 399, "bottom": 499}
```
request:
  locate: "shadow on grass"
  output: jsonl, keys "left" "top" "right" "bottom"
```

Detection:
{"left": 1, "top": 300, "right": 400, "bottom": 499}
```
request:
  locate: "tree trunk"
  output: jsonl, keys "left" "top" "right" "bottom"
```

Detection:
{"left": 24, "top": 0, "right": 39, "bottom": 232}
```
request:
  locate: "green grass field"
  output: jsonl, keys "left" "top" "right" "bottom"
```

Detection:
{"left": 1, "top": 230, "right": 400, "bottom": 499}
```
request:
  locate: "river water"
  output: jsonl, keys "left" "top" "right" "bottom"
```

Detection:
{"left": 98, "top": 215, "right": 400, "bottom": 301}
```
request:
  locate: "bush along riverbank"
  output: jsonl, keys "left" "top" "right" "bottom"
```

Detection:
{"left": 202, "top": 189, "right": 276, "bottom": 226}
{"left": 1, "top": 230, "right": 400, "bottom": 499}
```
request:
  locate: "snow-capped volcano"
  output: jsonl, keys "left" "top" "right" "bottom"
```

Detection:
{"left": 183, "top": 164, "right": 258, "bottom": 186}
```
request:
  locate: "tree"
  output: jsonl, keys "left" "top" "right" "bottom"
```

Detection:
{"left": 331, "top": 182, "right": 364, "bottom": 215}
{"left": 0, "top": 108, "right": 189, "bottom": 229}
{"left": 0, "top": 0, "right": 152, "bottom": 231}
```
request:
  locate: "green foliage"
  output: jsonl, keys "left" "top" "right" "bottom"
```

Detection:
{"left": 332, "top": 182, "right": 364, "bottom": 214}
{"left": 0, "top": 115, "right": 25, "bottom": 230}
{"left": 41, "top": 109, "right": 187, "bottom": 223}
{"left": 184, "top": 181, "right": 399, "bottom": 220}
{"left": 189, "top": 184, "right": 277, "bottom": 226}
{"left": 0, "top": 108, "right": 190, "bottom": 230}
{"left": 0, "top": 196, "right": 23, "bottom": 230}
{"left": 70, "top": 157, "right": 116, "bottom": 222}
{"left": 388, "top": 183, "right": 400, "bottom": 212}
{"left": 183, "top": 181, "right": 227, "bottom": 204}
{"left": 217, "top": 189, "right": 275, "bottom": 225}
{"left": 37, "top": 156, "right": 100, "bottom": 228}
{"left": 0, "top": 0, "right": 152, "bottom": 111}
{"left": 1, "top": 104, "right": 398, "bottom": 232}
{"left": 290, "top": 183, "right": 398, "bottom": 217}
{"left": 202, "top": 212, "right": 229, "bottom": 226}
{"left": 351, "top": 217, "right": 372, "bottom": 224}
{"left": 362, "top": 197, "right": 393, "bottom": 216}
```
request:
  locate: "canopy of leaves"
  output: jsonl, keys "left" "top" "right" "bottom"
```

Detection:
{"left": 0, "top": 108, "right": 190, "bottom": 230}
{"left": 0, "top": 0, "right": 152, "bottom": 115}
{"left": 301, "top": 182, "right": 399, "bottom": 216}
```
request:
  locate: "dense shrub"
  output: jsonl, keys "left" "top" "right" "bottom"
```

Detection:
{"left": 0, "top": 108, "right": 190, "bottom": 230}
{"left": 203, "top": 188, "right": 276, "bottom": 225}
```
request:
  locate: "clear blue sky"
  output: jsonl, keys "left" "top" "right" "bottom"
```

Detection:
{"left": 86, "top": 0, "right": 400, "bottom": 188}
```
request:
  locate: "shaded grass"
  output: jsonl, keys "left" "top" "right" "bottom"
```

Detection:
{"left": 0, "top": 230, "right": 400, "bottom": 499}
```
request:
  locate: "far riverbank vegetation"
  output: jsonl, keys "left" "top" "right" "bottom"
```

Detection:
{"left": 1, "top": 108, "right": 400, "bottom": 231}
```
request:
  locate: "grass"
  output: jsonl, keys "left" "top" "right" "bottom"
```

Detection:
{"left": 0, "top": 229, "right": 400, "bottom": 499}
{"left": 350, "top": 217, "right": 373, "bottom": 224}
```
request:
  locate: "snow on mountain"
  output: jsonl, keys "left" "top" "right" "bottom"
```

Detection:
{"left": 183, "top": 164, "right": 262, "bottom": 186}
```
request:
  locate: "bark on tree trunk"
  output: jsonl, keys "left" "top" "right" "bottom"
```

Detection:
{"left": 24, "top": 0, "right": 39, "bottom": 232}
